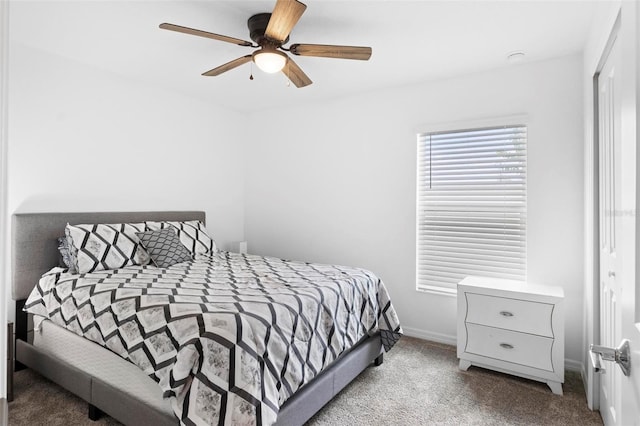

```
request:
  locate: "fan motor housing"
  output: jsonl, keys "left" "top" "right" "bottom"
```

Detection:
{"left": 248, "top": 13, "right": 289, "bottom": 45}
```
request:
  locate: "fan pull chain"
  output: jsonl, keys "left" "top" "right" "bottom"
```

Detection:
{"left": 249, "top": 62, "right": 254, "bottom": 80}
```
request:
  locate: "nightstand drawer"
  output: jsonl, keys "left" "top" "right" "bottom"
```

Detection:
{"left": 465, "top": 292, "right": 554, "bottom": 337}
{"left": 464, "top": 323, "right": 554, "bottom": 371}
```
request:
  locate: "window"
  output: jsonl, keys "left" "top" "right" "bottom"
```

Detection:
{"left": 416, "top": 124, "right": 527, "bottom": 294}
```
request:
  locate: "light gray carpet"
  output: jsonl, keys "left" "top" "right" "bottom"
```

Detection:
{"left": 8, "top": 337, "right": 603, "bottom": 425}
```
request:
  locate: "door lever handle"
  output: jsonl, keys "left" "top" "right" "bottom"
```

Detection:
{"left": 589, "top": 347, "right": 605, "bottom": 374}
{"left": 589, "top": 339, "right": 631, "bottom": 376}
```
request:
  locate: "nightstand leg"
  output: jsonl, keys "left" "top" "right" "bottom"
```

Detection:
{"left": 547, "top": 381, "right": 563, "bottom": 396}
{"left": 459, "top": 359, "right": 472, "bottom": 371}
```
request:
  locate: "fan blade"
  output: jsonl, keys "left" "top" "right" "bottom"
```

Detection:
{"left": 282, "top": 56, "right": 312, "bottom": 88}
{"left": 202, "top": 55, "right": 253, "bottom": 76}
{"left": 265, "top": 0, "right": 307, "bottom": 43}
{"left": 290, "top": 44, "right": 372, "bottom": 60}
{"left": 160, "top": 23, "right": 253, "bottom": 47}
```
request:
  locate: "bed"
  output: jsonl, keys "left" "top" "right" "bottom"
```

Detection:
{"left": 11, "top": 211, "right": 402, "bottom": 425}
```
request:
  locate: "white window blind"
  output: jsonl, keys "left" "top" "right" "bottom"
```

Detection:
{"left": 416, "top": 124, "right": 527, "bottom": 293}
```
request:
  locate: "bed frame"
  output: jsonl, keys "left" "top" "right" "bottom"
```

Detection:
{"left": 11, "top": 211, "right": 383, "bottom": 426}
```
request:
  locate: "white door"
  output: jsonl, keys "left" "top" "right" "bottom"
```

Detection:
{"left": 596, "top": 5, "right": 640, "bottom": 425}
{"left": 597, "top": 29, "right": 622, "bottom": 426}
{"left": 618, "top": 2, "right": 640, "bottom": 423}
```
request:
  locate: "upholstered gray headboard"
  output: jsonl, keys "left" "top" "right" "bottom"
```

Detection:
{"left": 11, "top": 211, "right": 205, "bottom": 301}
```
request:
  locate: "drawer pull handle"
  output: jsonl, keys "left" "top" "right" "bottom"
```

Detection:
{"left": 499, "top": 343, "right": 514, "bottom": 350}
{"left": 499, "top": 311, "right": 514, "bottom": 317}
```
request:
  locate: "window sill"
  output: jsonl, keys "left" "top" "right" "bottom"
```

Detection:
{"left": 416, "top": 285, "right": 457, "bottom": 297}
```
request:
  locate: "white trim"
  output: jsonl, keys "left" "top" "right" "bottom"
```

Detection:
{"left": 0, "top": 0, "right": 9, "bottom": 400}
{"left": 416, "top": 285, "right": 457, "bottom": 298}
{"left": 402, "top": 326, "right": 457, "bottom": 346}
{"left": 0, "top": 398, "right": 6, "bottom": 424}
{"left": 583, "top": 6, "right": 622, "bottom": 412}
{"left": 403, "top": 326, "right": 585, "bottom": 376}
{"left": 581, "top": 363, "right": 589, "bottom": 399}
{"left": 565, "top": 359, "right": 583, "bottom": 373}
{"left": 414, "top": 114, "right": 529, "bottom": 136}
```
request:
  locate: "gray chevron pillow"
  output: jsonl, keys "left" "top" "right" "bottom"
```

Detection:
{"left": 145, "top": 220, "right": 216, "bottom": 255}
{"left": 136, "top": 228, "right": 193, "bottom": 268}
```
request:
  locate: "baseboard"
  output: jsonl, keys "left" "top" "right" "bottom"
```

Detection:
{"left": 401, "top": 326, "right": 456, "bottom": 346}
{"left": 0, "top": 398, "right": 6, "bottom": 424}
{"left": 403, "top": 327, "right": 586, "bottom": 376}
{"left": 582, "top": 360, "right": 599, "bottom": 410}
{"left": 581, "top": 363, "right": 589, "bottom": 401}
{"left": 565, "top": 359, "right": 583, "bottom": 373}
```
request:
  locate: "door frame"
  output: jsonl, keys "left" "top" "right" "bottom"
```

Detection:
{"left": 0, "top": 0, "right": 9, "bottom": 401}
{"left": 587, "top": 10, "right": 621, "bottom": 412}
{"left": 587, "top": 1, "right": 640, "bottom": 417}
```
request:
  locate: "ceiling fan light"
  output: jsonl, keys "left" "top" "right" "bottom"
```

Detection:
{"left": 253, "top": 50, "right": 287, "bottom": 73}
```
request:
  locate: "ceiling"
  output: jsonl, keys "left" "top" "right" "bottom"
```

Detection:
{"left": 10, "top": 0, "right": 597, "bottom": 113}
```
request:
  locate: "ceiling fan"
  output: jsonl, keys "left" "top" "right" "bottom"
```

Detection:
{"left": 159, "top": 0, "right": 372, "bottom": 88}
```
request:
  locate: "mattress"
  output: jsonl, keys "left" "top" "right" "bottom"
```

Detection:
{"left": 32, "top": 317, "right": 175, "bottom": 419}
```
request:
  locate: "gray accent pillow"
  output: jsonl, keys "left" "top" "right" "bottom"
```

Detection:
{"left": 136, "top": 228, "right": 193, "bottom": 268}
{"left": 145, "top": 220, "right": 216, "bottom": 254}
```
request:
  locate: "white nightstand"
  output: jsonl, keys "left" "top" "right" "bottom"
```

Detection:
{"left": 457, "top": 276, "right": 564, "bottom": 395}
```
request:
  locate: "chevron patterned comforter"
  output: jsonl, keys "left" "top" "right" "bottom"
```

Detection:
{"left": 25, "top": 251, "right": 402, "bottom": 425}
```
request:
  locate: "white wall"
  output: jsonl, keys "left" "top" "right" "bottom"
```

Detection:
{"left": 3, "top": 0, "right": 587, "bottom": 384}
{"left": 2, "top": 2, "right": 248, "bottom": 398}
{"left": 7, "top": 42, "right": 246, "bottom": 249}
{"left": 245, "top": 54, "right": 586, "bottom": 366}
{"left": 5, "top": 39, "right": 248, "bottom": 330}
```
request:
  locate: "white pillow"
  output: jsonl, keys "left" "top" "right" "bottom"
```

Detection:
{"left": 65, "top": 222, "right": 150, "bottom": 274}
